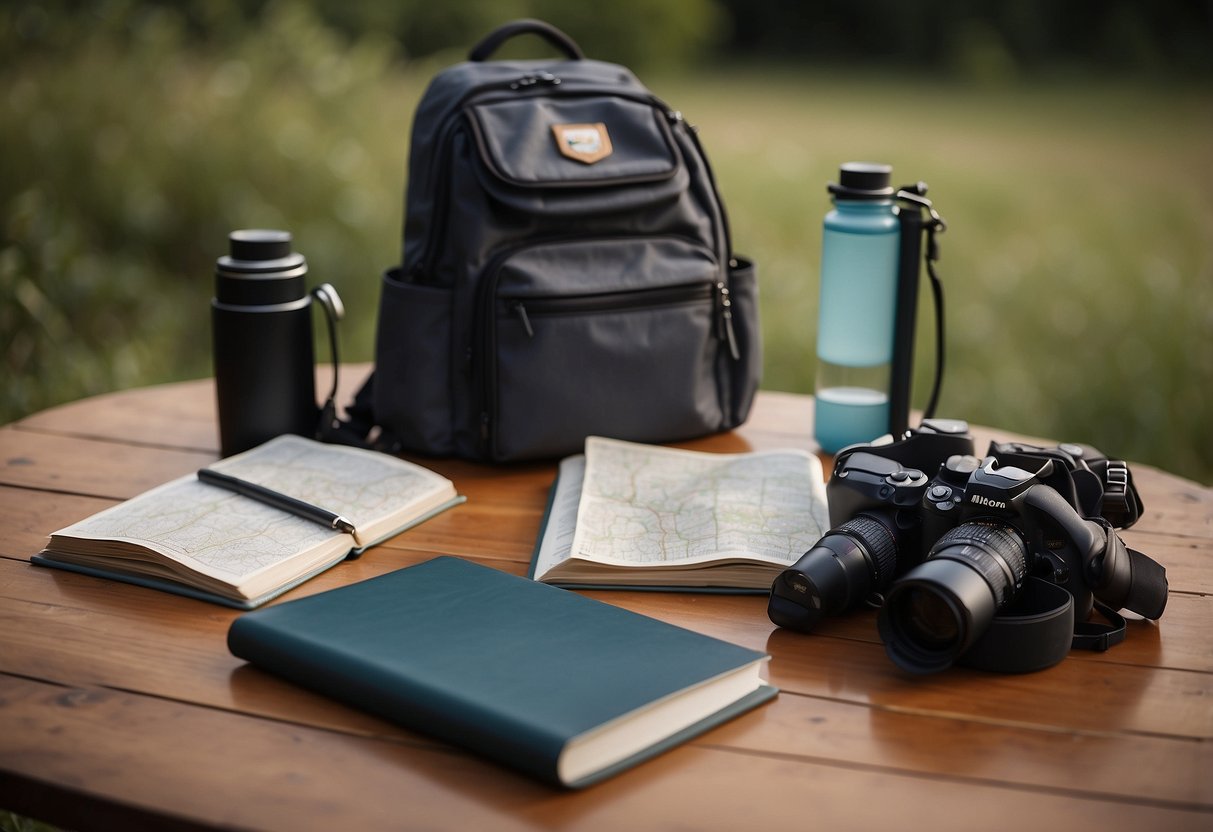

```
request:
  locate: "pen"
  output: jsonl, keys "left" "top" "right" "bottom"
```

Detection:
{"left": 197, "top": 467, "right": 357, "bottom": 535}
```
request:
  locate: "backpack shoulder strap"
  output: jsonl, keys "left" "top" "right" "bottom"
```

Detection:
{"left": 317, "top": 371, "right": 403, "bottom": 453}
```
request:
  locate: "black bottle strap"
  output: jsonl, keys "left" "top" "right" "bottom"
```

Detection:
{"left": 921, "top": 221, "right": 946, "bottom": 419}
{"left": 896, "top": 188, "right": 948, "bottom": 421}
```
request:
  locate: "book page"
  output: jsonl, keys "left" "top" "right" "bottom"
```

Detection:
{"left": 569, "top": 437, "right": 829, "bottom": 567}
{"left": 47, "top": 436, "right": 459, "bottom": 596}
{"left": 210, "top": 434, "right": 455, "bottom": 536}
{"left": 531, "top": 454, "right": 586, "bottom": 579}
{"left": 49, "top": 475, "right": 343, "bottom": 588}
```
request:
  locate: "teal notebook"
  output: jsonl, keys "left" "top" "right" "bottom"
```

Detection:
{"left": 227, "top": 556, "right": 777, "bottom": 787}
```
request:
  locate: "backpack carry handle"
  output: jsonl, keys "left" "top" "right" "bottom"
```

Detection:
{"left": 468, "top": 19, "right": 585, "bottom": 62}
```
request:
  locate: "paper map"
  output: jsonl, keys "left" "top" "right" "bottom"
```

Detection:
{"left": 561, "top": 437, "right": 828, "bottom": 568}
{"left": 56, "top": 478, "right": 337, "bottom": 582}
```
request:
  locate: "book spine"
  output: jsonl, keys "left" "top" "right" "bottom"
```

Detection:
{"left": 226, "top": 616, "right": 566, "bottom": 784}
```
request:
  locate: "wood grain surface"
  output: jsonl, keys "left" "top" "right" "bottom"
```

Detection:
{"left": 1, "top": 368, "right": 1210, "bottom": 831}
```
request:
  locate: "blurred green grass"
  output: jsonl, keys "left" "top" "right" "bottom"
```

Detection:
{"left": 667, "top": 70, "right": 1213, "bottom": 483}
{"left": 3, "top": 7, "right": 1211, "bottom": 483}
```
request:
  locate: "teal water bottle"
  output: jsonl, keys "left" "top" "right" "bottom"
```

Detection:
{"left": 814, "top": 162, "right": 900, "bottom": 453}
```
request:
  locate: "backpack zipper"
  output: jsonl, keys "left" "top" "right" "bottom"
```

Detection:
{"left": 505, "top": 282, "right": 715, "bottom": 340}
{"left": 474, "top": 235, "right": 731, "bottom": 456}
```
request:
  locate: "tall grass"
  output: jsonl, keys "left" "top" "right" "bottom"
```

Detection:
{"left": 3, "top": 9, "right": 1211, "bottom": 483}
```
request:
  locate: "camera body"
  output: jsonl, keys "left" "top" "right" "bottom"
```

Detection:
{"left": 878, "top": 451, "right": 1167, "bottom": 673}
{"left": 768, "top": 420, "right": 1169, "bottom": 674}
{"left": 767, "top": 419, "right": 975, "bottom": 632}
{"left": 915, "top": 454, "right": 1111, "bottom": 620}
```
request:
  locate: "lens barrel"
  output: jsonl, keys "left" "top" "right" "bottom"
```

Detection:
{"left": 878, "top": 521, "right": 1028, "bottom": 673}
{"left": 768, "top": 514, "right": 898, "bottom": 632}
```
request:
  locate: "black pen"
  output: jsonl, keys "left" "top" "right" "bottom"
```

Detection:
{"left": 197, "top": 468, "right": 357, "bottom": 535}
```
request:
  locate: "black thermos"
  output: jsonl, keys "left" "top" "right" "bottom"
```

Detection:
{"left": 212, "top": 229, "right": 319, "bottom": 457}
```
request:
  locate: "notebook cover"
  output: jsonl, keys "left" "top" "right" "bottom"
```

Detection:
{"left": 30, "top": 553, "right": 346, "bottom": 610}
{"left": 227, "top": 556, "right": 776, "bottom": 787}
{"left": 32, "top": 495, "right": 466, "bottom": 606}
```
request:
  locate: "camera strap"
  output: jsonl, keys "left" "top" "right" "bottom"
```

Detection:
{"left": 960, "top": 585, "right": 1129, "bottom": 673}
{"left": 1072, "top": 601, "right": 1127, "bottom": 651}
{"left": 959, "top": 577, "right": 1075, "bottom": 673}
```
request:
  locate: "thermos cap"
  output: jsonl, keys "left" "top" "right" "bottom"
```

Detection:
{"left": 230, "top": 228, "right": 293, "bottom": 261}
{"left": 829, "top": 162, "right": 895, "bottom": 201}
{"left": 214, "top": 229, "right": 309, "bottom": 307}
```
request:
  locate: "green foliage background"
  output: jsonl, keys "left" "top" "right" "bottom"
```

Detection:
{"left": 3, "top": 1, "right": 1212, "bottom": 483}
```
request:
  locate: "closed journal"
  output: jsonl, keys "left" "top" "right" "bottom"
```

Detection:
{"left": 227, "top": 556, "right": 777, "bottom": 787}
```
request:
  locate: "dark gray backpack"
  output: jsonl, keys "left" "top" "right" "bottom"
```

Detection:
{"left": 352, "top": 20, "right": 761, "bottom": 461}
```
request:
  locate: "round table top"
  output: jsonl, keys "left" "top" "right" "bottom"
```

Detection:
{"left": 1, "top": 372, "right": 1210, "bottom": 830}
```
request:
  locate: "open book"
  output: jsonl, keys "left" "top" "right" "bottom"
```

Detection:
{"left": 529, "top": 437, "right": 829, "bottom": 591}
{"left": 33, "top": 435, "right": 463, "bottom": 608}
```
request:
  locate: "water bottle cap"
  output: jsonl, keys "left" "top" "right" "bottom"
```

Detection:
{"left": 829, "top": 162, "right": 895, "bottom": 200}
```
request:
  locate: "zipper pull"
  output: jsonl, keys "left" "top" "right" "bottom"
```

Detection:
{"left": 510, "top": 72, "right": 561, "bottom": 90}
{"left": 716, "top": 282, "right": 741, "bottom": 361}
{"left": 510, "top": 300, "right": 535, "bottom": 338}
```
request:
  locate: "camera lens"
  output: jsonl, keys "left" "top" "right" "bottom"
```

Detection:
{"left": 896, "top": 587, "right": 960, "bottom": 648}
{"left": 767, "top": 514, "right": 899, "bottom": 632}
{"left": 878, "top": 521, "right": 1028, "bottom": 673}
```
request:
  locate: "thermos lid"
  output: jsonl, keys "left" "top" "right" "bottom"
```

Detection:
{"left": 229, "top": 228, "right": 293, "bottom": 262}
{"left": 828, "top": 162, "right": 895, "bottom": 200}
{"left": 215, "top": 229, "right": 309, "bottom": 306}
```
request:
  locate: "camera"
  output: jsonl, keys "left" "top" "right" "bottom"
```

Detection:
{"left": 766, "top": 418, "right": 975, "bottom": 632}
{"left": 878, "top": 451, "right": 1167, "bottom": 674}
{"left": 983, "top": 439, "right": 1144, "bottom": 530}
{"left": 769, "top": 420, "right": 1169, "bottom": 674}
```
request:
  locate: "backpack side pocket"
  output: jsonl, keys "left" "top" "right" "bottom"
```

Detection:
{"left": 373, "top": 267, "right": 454, "bottom": 455}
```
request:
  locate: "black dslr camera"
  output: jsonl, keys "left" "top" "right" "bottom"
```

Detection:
{"left": 768, "top": 423, "right": 1169, "bottom": 674}
{"left": 880, "top": 451, "right": 1167, "bottom": 673}
{"left": 767, "top": 418, "right": 975, "bottom": 632}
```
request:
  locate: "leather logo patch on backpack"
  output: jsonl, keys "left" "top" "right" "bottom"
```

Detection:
{"left": 552, "top": 122, "right": 613, "bottom": 164}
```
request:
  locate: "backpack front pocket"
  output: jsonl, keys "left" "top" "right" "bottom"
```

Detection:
{"left": 479, "top": 237, "right": 729, "bottom": 461}
{"left": 465, "top": 93, "right": 690, "bottom": 219}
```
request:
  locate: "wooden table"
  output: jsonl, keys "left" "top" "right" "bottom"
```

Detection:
{"left": 2, "top": 369, "right": 1210, "bottom": 831}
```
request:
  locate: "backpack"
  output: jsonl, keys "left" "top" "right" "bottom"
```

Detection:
{"left": 352, "top": 19, "right": 761, "bottom": 462}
